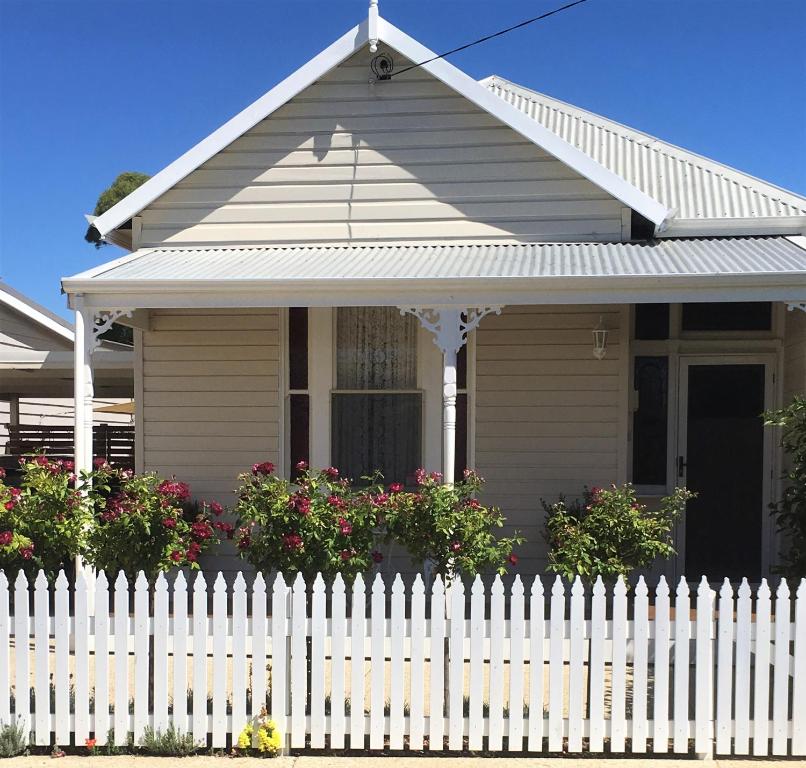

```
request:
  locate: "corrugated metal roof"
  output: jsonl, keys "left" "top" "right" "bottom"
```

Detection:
{"left": 483, "top": 77, "right": 806, "bottom": 223}
{"left": 71, "top": 237, "right": 806, "bottom": 283}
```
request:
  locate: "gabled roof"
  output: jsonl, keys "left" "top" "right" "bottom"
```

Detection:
{"left": 483, "top": 76, "right": 806, "bottom": 237}
{"left": 88, "top": 15, "right": 669, "bottom": 242}
{"left": 0, "top": 280, "right": 74, "bottom": 343}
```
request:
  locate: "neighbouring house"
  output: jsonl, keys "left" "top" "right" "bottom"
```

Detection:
{"left": 0, "top": 281, "right": 134, "bottom": 472}
{"left": 63, "top": 3, "right": 806, "bottom": 582}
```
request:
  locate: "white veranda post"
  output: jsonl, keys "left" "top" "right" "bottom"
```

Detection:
{"left": 400, "top": 306, "right": 501, "bottom": 484}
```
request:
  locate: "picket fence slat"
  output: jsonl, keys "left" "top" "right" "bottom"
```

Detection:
{"left": 192, "top": 573, "right": 207, "bottom": 746}
{"left": 527, "top": 576, "right": 544, "bottom": 752}
{"left": 507, "top": 575, "right": 525, "bottom": 752}
{"left": 753, "top": 579, "right": 771, "bottom": 756}
{"left": 772, "top": 579, "right": 790, "bottom": 755}
{"left": 172, "top": 572, "right": 188, "bottom": 737}
{"left": 632, "top": 576, "right": 649, "bottom": 753}
{"left": 94, "top": 572, "right": 110, "bottom": 745}
{"left": 389, "top": 575, "right": 406, "bottom": 750}
{"left": 153, "top": 573, "right": 169, "bottom": 737}
{"left": 673, "top": 577, "right": 690, "bottom": 754}
{"left": 330, "top": 574, "right": 346, "bottom": 749}
{"left": 0, "top": 568, "right": 803, "bottom": 757}
{"left": 310, "top": 574, "right": 326, "bottom": 749}
{"left": 349, "top": 573, "right": 366, "bottom": 750}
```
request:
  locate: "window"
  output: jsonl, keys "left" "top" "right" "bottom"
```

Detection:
{"left": 634, "top": 303, "right": 670, "bottom": 340}
{"left": 681, "top": 302, "right": 772, "bottom": 332}
{"left": 632, "top": 356, "right": 668, "bottom": 486}
{"left": 288, "top": 307, "right": 310, "bottom": 481}
{"left": 331, "top": 307, "right": 421, "bottom": 484}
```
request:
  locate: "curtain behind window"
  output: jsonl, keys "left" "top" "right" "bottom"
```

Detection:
{"left": 332, "top": 307, "right": 420, "bottom": 484}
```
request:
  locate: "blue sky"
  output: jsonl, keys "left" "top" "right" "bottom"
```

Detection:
{"left": 1, "top": 0, "right": 804, "bottom": 319}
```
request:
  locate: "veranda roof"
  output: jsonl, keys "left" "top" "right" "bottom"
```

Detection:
{"left": 62, "top": 236, "right": 806, "bottom": 308}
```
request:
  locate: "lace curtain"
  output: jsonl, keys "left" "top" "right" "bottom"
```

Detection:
{"left": 332, "top": 307, "right": 420, "bottom": 484}
{"left": 336, "top": 307, "right": 416, "bottom": 389}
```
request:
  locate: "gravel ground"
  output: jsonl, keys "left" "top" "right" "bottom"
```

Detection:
{"left": 2, "top": 757, "right": 805, "bottom": 768}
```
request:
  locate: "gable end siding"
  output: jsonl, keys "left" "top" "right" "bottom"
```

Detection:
{"left": 138, "top": 48, "right": 625, "bottom": 247}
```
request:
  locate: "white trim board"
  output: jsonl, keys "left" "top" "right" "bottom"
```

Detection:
{"left": 87, "top": 13, "right": 668, "bottom": 242}
{"left": 1, "top": 281, "right": 74, "bottom": 343}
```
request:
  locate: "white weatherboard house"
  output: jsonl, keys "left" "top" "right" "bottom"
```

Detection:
{"left": 64, "top": 3, "right": 806, "bottom": 582}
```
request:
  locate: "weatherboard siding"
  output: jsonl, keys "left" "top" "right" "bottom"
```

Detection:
{"left": 474, "top": 305, "right": 626, "bottom": 572}
{"left": 138, "top": 47, "right": 624, "bottom": 247}
{"left": 140, "top": 309, "right": 281, "bottom": 574}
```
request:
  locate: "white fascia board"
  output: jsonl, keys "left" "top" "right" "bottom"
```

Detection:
{"left": 90, "top": 21, "right": 369, "bottom": 239}
{"left": 662, "top": 216, "right": 806, "bottom": 238}
{"left": 64, "top": 273, "right": 806, "bottom": 311}
{"left": 0, "top": 282, "right": 74, "bottom": 342}
{"left": 377, "top": 19, "right": 671, "bottom": 229}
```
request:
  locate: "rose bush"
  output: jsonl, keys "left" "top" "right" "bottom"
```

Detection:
{"left": 84, "top": 464, "right": 222, "bottom": 579}
{"left": 234, "top": 462, "right": 382, "bottom": 580}
{"left": 542, "top": 483, "right": 693, "bottom": 583}
{"left": 0, "top": 456, "right": 102, "bottom": 578}
{"left": 383, "top": 468, "right": 523, "bottom": 578}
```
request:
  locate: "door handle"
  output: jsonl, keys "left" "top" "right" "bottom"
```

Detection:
{"left": 677, "top": 455, "right": 687, "bottom": 478}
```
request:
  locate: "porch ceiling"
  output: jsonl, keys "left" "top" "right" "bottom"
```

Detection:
{"left": 62, "top": 236, "right": 806, "bottom": 308}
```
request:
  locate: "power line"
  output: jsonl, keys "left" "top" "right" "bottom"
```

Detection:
{"left": 389, "top": 0, "right": 592, "bottom": 78}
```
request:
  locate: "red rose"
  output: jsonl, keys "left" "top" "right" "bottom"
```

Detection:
{"left": 186, "top": 550, "right": 197, "bottom": 563}
{"left": 508, "top": 553, "right": 519, "bottom": 566}
{"left": 450, "top": 541, "right": 462, "bottom": 553}
{"left": 388, "top": 483, "right": 403, "bottom": 493}
{"left": 210, "top": 501, "right": 224, "bottom": 516}
{"left": 4, "top": 501, "right": 15, "bottom": 511}
{"left": 19, "top": 545, "right": 34, "bottom": 560}
{"left": 162, "top": 517, "right": 177, "bottom": 529}
{"left": 414, "top": 468, "right": 426, "bottom": 485}
{"left": 62, "top": 461, "right": 74, "bottom": 472}
{"left": 93, "top": 457, "right": 108, "bottom": 469}
{"left": 0, "top": 468, "right": 5, "bottom": 479}
{"left": 324, "top": 467, "right": 339, "bottom": 478}
{"left": 340, "top": 549, "right": 352, "bottom": 561}
{"left": 295, "top": 460, "right": 308, "bottom": 471}
{"left": 282, "top": 533, "right": 303, "bottom": 551}
{"left": 170, "top": 550, "right": 182, "bottom": 563}
{"left": 9, "top": 488, "right": 20, "bottom": 498}
{"left": 237, "top": 535, "right": 251, "bottom": 550}
{"left": 251, "top": 461, "right": 275, "bottom": 476}
{"left": 157, "top": 480, "right": 191, "bottom": 501}
{"left": 191, "top": 521, "right": 212, "bottom": 540}
{"left": 371, "top": 551, "right": 383, "bottom": 563}
{"left": 0, "top": 531, "right": 12, "bottom": 546}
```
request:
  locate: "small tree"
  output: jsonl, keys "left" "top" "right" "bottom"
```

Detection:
{"left": 764, "top": 395, "right": 806, "bottom": 578}
{"left": 383, "top": 469, "right": 523, "bottom": 579}
{"left": 84, "top": 171, "right": 150, "bottom": 247}
{"left": 542, "top": 484, "right": 693, "bottom": 584}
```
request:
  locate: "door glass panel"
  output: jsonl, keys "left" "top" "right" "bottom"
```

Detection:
{"left": 632, "top": 356, "right": 668, "bottom": 486}
{"left": 684, "top": 364, "right": 765, "bottom": 580}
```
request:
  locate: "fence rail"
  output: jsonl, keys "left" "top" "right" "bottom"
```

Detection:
{"left": 2, "top": 424, "right": 135, "bottom": 471}
{"left": 0, "top": 569, "right": 804, "bottom": 756}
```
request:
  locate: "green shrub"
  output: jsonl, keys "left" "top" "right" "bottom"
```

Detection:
{"left": 0, "top": 456, "right": 100, "bottom": 579}
{"left": 140, "top": 724, "right": 200, "bottom": 756}
{"left": 84, "top": 467, "right": 223, "bottom": 580}
{"left": 542, "top": 483, "right": 693, "bottom": 583}
{"left": 383, "top": 469, "right": 523, "bottom": 578}
{"left": 0, "top": 720, "right": 28, "bottom": 758}
{"left": 765, "top": 395, "right": 806, "bottom": 578}
{"left": 234, "top": 462, "right": 381, "bottom": 580}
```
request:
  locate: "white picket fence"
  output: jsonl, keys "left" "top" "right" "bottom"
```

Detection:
{"left": 0, "top": 569, "right": 804, "bottom": 756}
